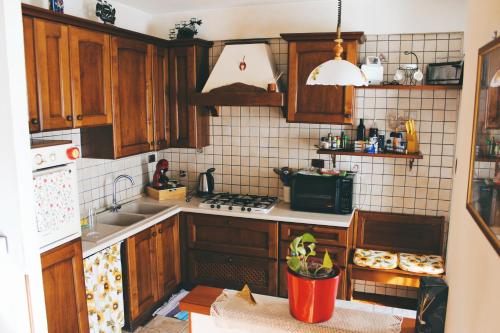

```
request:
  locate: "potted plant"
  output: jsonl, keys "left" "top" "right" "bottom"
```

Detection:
{"left": 286, "top": 233, "right": 341, "bottom": 323}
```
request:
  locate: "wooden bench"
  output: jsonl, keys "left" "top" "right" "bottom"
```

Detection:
{"left": 346, "top": 210, "right": 445, "bottom": 305}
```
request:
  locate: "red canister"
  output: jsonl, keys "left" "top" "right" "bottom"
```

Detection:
{"left": 287, "top": 266, "right": 341, "bottom": 323}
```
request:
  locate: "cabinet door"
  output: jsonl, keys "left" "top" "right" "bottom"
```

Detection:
{"left": 23, "top": 16, "right": 41, "bottom": 133}
{"left": 169, "top": 46, "right": 210, "bottom": 148}
{"left": 111, "top": 37, "right": 154, "bottom": 158}
{"left": 186, "top": 214, "right": 279, "bottom": 258}
{"left": 33, "top": 18, "right": 73, "bottom": 130}
{"left": 69, "top": 27, "right": 112, "bottom": 127}
{"left": 287, "top": 40, "right": 356, "bottom": 124}
{"left": 188, "top": 250, "right": 278, "bottom": 296}
{"left": 156, "top": 216, "right": 180, "bottom": 298}
{"left": 41, "top": 239, "right": 89, "bottom": 333}
{"left": 153, "top": 46, "right": 170, "bottom": 150}
{"left": 125, "top": 226, "right": 159, "bottom": 321}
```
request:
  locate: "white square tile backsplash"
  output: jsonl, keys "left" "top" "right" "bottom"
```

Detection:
{"left": 30, "top": 32, "right": 463, "bottom": 299}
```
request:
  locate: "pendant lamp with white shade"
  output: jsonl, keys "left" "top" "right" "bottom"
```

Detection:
{"left": 306, "top": 0, "right": 368, "bottom": 86}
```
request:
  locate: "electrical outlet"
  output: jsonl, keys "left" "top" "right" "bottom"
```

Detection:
{"left": 148, "top": 154, "right": 156, "bottom": 163}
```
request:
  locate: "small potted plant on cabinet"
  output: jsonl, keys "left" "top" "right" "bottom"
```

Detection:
{"left": 286, "top": 233, "right": 341, "bottom": 323}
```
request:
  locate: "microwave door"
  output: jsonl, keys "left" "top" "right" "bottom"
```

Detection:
{"left": 32, "top": 164, "right": 81, "bottom": 250}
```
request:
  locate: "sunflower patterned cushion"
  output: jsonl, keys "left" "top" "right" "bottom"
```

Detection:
{"left": 353, "top": 248, "right": 398, "bottom": 269}
{"left": 398, "top": 253, "right": 445, "bottom": 275}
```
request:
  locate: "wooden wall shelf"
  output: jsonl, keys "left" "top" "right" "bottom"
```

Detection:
{"left": 190, "top": 91, "right": 285, "bottom": 107}
{"left": 317, "top": 149, "right": 423, "bottom": 170}
{"left": 357, "top": 84, "right": 461, "bottom": 90}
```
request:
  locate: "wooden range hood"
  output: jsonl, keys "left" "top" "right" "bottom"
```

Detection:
{"left": 190, "top": 41, "right": 285, "bottom": 109}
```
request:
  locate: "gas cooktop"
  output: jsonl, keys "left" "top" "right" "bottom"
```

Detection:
{"left": 198, "top": 193, "right": 279, "bottom": 214}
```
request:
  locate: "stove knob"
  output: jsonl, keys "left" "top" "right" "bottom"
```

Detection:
{"left": 247, "top": 208, "right": 252, "bottom": 212}
{"left": 240, "top": 207, "right": 245, "bottom": 211}
{"left": 216, "top": 205, "right": 221, "bottom": 209}
{"left": 210, "top": 204, "right": 215, "bottom": 209}
{"left": 34, "top": 154, "right": 43, "bottom": 165}
{"left": 229, "top": 206, "right": 233, "bottom": 210}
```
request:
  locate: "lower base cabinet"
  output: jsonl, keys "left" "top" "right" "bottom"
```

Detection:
{"left": 187, "top": 250, "right": 278, "bottom": 296}
{"left": 123, "top": 215, "right": 180, "bottom": 330}
{"left": 41, "top": 238, "right": 89, "bottom": 333}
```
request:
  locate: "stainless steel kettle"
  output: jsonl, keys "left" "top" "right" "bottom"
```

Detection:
{"left": 197, "top": 168, "right": 215, "bottom": 197}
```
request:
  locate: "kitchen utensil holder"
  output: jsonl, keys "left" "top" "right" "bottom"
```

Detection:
{"left": 398, "top": 52, "right": 421, "bottom": 86}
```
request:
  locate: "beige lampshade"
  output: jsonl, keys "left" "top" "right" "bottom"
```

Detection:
{"left": 306, "top": 59, "right": 368, "bottom": 86}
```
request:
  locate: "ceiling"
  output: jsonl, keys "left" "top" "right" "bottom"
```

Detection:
{"left": 115, "top": 0, "right": 310, "bottom": 14}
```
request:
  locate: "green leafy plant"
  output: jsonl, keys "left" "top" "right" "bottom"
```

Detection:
{"left": 286, "top": 233, "right": 333, "bottom": 278}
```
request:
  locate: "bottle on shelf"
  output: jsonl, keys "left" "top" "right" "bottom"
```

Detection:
{"left": 356, "top": 119, "right": 366, "bottom": 141}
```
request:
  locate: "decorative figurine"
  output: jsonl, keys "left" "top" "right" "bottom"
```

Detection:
{"left": 169, "top": 18, "right": 203, "bottom": 40}
{"left": 49, "top": 0, "right": 64, "bottom": 13}
{"left": 96, "top": 0, "right": 116, "bottom": 25}
{"left": 152, "top": 159, "right": 170, "bottom": 189}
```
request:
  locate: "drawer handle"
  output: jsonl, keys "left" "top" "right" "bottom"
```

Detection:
{"left": 77, "top": 115, "right": 83, "bottom": 121}
{"left": 31, "top": 118, "right": 39, "bottom": 125}
{"left": 66, "top": 115, "right": 73, "bottom": 121}
{"left": 226, "top": 256, "right": 233, "bottom": 263}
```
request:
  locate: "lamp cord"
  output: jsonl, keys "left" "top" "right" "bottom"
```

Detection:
{"left": 337, "top": 0, "right": 342, "bottom": 39}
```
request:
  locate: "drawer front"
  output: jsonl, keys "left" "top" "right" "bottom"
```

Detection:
{"left": 278, "top": 261, "right": 346, "bottom": 300}
{"left": 279, "top": 242, "right": 348, "bottom": 267}
{"left": 280, "top": 223, "right": 347, "bottom": 247}
{"left": 187, "top": 250, "right": 278, "bottom": 296}
{"left": 186, "top": 214, "right": 278, "bottom": 259}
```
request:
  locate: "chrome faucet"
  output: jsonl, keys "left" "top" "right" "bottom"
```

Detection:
{"left": 110, "top": 175, "right": 135, "bottom": 212}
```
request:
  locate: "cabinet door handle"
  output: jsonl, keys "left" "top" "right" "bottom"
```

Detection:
{"left": 66, "top": 115, "right": 73, "bottom": 121}
{"left": 77, "top": 115, "right": 83, "bottom": 121}
{"left": 31, "top": 118, "right": 39, "bottom": 125}
{"left": 226, "top": 256, "right": 233, "bottom": 263}
{"left": 158, "top": 229, "right": 163, "bottom": 234}
{"left": 151, "top": 231, "right": 157, "bottom": 237}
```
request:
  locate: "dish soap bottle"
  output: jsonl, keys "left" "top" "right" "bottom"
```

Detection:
{"left": 356, "top": 119, "right": 366, "bottom": 141}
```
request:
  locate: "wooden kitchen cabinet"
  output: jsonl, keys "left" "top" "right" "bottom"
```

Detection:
{"left": 185, "top": 213, "right": 279, "bottom": 259}
{"left": 41, "top": 238, "right": 89, "bottom": 333}
{"left": 111, "top": 36, "right": 155, "bottom": 158}
{"left": 153, "top": 46, "right": 170, "bottom": 150}
{"left": 69, "top": 26, "right": 113, "bottom": 127}
{"left": 23, "top": 16, "right": 40, "bottom": 133}
{"left": 33, "top": 18, "right": 73, "bottom": 130}
{"left": 187, "top": 250, "right": 278, "bottom": 296}
{"left": 281, "top": 32, "right": 364, "bottom": 124}
{"left": 123, "top": 215, "right": 180, "bottom": 329}
{"left": 169, "top": 43, "right": 211, "bottom": 148}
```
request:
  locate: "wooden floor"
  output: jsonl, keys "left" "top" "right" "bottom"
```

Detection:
{"left": 352, "top": 291, "right": 418, "bottom": 310}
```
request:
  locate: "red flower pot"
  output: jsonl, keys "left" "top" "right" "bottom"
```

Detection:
{"left": 287, "top": 265, "right": 341, "bottom": 323}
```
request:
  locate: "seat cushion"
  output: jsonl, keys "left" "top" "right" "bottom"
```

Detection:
{"left": 398, "top": 253, "right": 445, "bottom": 275}
{"left": 353, "top": 248, "right": 398, "bottom": 269}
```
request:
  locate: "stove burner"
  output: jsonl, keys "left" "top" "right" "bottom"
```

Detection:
{"left": 199, "top": 193, "right": 278, "bottom": 213}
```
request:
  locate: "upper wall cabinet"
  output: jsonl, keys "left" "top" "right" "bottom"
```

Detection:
{"left": 169, "top": 43, "right": 211, "bottom": 149}
{"left": 69, "top": 27, "right": 113, "bottom": 127}
{"left": 32, "top": 18, "right": 73, "bottom": 131}
{"left": 281, "top": 32, "right": 364, "bottom": 125}
{"left": 111, "top": 37, "right": 155, "bottom": 158}
{"left": 23, "top": 16, "right": 113, "bottom": 132}
{"left": 154, "top": 47, "right": 170, "bottom": 151}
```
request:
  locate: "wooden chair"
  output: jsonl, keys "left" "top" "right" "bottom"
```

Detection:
{"left": 346, "top": 210, "right": 445, "bottom": 304}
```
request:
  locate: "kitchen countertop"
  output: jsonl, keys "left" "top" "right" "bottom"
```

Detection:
{"left": 81, "top": 196, "right": 354, "bottom": 258}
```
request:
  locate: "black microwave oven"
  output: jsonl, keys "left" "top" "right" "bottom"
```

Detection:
{"left": 290, "top": 173, "right": 354, "bottom": 214}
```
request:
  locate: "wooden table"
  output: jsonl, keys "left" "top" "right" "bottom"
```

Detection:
{"left": 180, "top": 285, "right": 416, "bottom": 333}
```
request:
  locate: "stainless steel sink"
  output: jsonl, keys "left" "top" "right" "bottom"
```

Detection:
{"left": 120, "top": 202, "right": 170, "bottom": 215}
{"left": 98, "top": 212, "right": 146, "bottom": 227}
